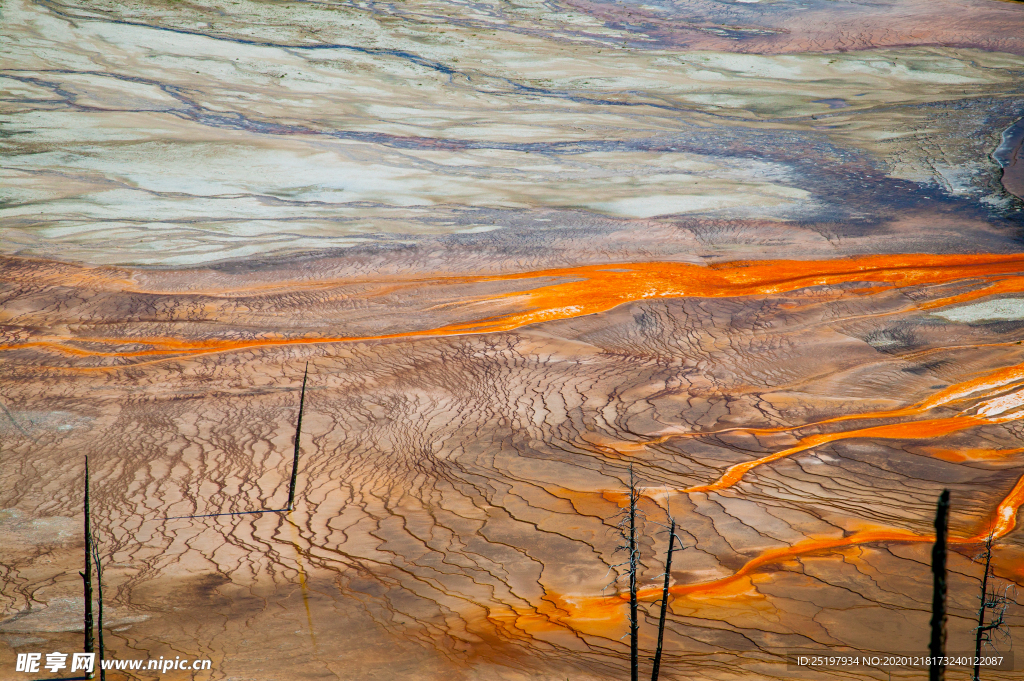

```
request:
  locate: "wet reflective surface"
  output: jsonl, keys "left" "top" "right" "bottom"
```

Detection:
{"left": 2, "top": 0, "right": 1024, "bottom": 679}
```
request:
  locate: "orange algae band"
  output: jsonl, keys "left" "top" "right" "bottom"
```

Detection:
{"left": 554, "top": 471, "right": 1024, "bottom": 624}
{"left": 684, "top": 416, "right": 994, "bottom": 494}
{"left": 8, "top": 253, "right": 1024, "bottom": 367}
{"left": 669, "top": 483, "right": 1024, "bottom": 602}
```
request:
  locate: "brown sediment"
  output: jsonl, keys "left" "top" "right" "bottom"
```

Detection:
{"left": 5, "top": 0, "right": 1024, "bottom": 673}
{"left": 683, "top": 467, "right": 1024, "bottom": 596}
{"left": 1003, "top": 163, "right": 1024, "bottom": 200}
{"left": 682, "top": 415, "right": 997, "bottom": 494}
{"left": 996, "top": 117, "right": 1024, "bottom": 199}
{"left": 594, "top": 356, "right": 1024, "bottom": 491}
{"left": 541, "top": 361, "right": 1024, "bottom": 626}
{"left": 7, "top": 253, "right": 1024, "bottom": 368}
{"left": 564, "top": 0, "right": 1024, "bottom": 55}
{"left": 921, "top": 447, "right": 1024, "bottom": 463}
{"left": 521, "top": 345, "right": 1024, "bottom": 642}
{"left": 546, "top": 468, "right": 1024, "bottom": 626}
{"left": 683, "top": 375, "right": 1024, "bottom": 493}
{"left": 6, "top": 251, "right": 1024, "bottom": 677}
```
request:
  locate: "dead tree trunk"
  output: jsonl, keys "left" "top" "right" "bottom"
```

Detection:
{"left": 650, "top": 516, "right": 676, "bottom": 681}
{"left": 972, "top": 533, "right": 1010, "bottom": 681}
{"left": 930, "top": 489, "right": 950, "bottom": 681}
{"left": 287, "top": 363, "right": 309, "bottom": 511}
{"left": 973, "top": 533, "right": 993, "bottom": 681}
{"left": 628, "top": 465, "right": 639, "bottom": 681}
{"left": 611, "top": 466, "right": 644, "bottom": 681}
{"left": 81, "top": 456, "right": 94, "bottom": 668}
{"left": 91, "top": 540, "right": 106, "bottom": 681}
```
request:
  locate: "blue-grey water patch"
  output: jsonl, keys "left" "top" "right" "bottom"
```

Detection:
{"left": 994, "top": 116, "right": 1024, "bottom": 169}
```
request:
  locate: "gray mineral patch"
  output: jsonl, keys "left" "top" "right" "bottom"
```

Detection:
{"left": 0, "top": 598, "right": 149, "bottom": 633}
{"left": 931, "top": 298, "right": 1024, "bottom": 323}
{"left": 0, "top": 634, "right": 45, "bottom": 647}
{"left": 0, "top": 509, "right": 79, "bottom": 548}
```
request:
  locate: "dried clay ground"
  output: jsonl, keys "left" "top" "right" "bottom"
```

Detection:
{"left": 3, "top": 0, "right": 1024, "bottom": 679}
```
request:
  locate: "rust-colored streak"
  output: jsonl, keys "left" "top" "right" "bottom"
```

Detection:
{"left": 684, "top": 415, "right": 997, "bottom": 494}
{"left": 550, "top": 469, "right": 1024, "bottom": 626}
{"left": 668, "top": 493, "right": 1024, "bottom": 600}
{"left": 557, "top": 343, "right": 1024, "bottom": 494}
{"left": 593, "top": 360, "right": 1024, "bottom": 492}
{"left": 542, "top": 528, "right": 933, "bottom": 629}
{"left": 922, "top": 446, "right": 1024, "bottom": 463}
{"left": 670, "top": 471, "right": 1024, "bottom": 600}
{"left": 663, "top": 529, "right": 930, "bottom": 598}
{"left": 10, "top": 252, "right": 1024, "bottom": 645}
{"left": 6, "top": 253, "right": 1024, "bottom": 367}
{"left": 651, "top": 358, "right": 1024, "bottom": 447}
{"left": 554, "top": 375, "right": 1024, "bottom": 624}
{"left": 93, "top": 252, "right": 1024, "bottom": 299}
{"left": 986, "top": 472, "right": 1024, "bottom": 539}
{"left": 550, "top": 354, "right": 1024, "bottom": 620}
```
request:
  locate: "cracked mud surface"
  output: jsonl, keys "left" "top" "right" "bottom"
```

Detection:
{"left": 4, "top": 253, "right": 1024, "bottom": 680}
{"left": 2, "top": 0, "right": 1024, "bottom": 679}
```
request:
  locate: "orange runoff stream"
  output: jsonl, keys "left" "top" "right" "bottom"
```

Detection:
{"left": 6, "top": 252, "right": 1024, "bottom": 364}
